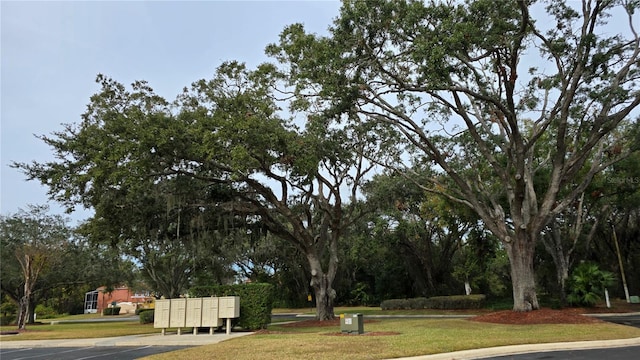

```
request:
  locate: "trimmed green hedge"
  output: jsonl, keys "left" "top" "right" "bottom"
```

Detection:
{"left": 102, "top": 307, "right": 121, "bottom": 316}
{"left": 189, "top": 283, "right": 274, "bottom": 330}
{"left": 381, "top": 295, "right": 486, "bottom": 310}
{"left": 139, "top": 309, "right": 154, "bottom": 324}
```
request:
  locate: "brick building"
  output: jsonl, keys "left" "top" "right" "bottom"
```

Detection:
{"left": 84, "top": 286, "right": 152, "bottom": 314}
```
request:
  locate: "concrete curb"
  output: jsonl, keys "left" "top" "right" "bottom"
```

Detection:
{"left": 586, "top": 312, "right": 640, "bottom": 317}
{"left": 390, "top": 337, "right": 640, "bottom": 360}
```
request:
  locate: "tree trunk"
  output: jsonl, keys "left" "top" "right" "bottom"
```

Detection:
{"left": 17, "top": 256, "right": 33, "bottom": 330}
{"left": 541, "top": 228, "right": 570, "bottom": 305}
{"left": 307, "top": 254, "right": 336, "bottom": 320}
{"left": 17, "top": 294, "right": 30, "bottom": 330}
{"left": 505, "top": 234, "right": 540, "bottom": 311}
{"left": 312, "top": 275, "right": 335, "bottom": 320}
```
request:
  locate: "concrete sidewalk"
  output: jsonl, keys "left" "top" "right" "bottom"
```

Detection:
{"left": 0, "top": 331, "right": 254, "bottom": 349}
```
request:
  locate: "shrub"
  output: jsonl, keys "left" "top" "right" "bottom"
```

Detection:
{"left": 0, "top": 315, "right": 16, "bottom": 326}
{"left": 139, "top": 309, "right": 154, "bottom": 324}
{"left": 135, "top": 306, "right": 154, "bottom": 315}
{"left": 1, "top": 299, "right": 17, "bottom": 316}
{"left": 568, "top": 262, "right": 616, "bottom": 307}
{"left": 424, "top": 295, "right": 486, "bottom": 309}
{"left": 1, "top": 299, "right": 17, "bottom": 325}
{"left": 380, "top": 297, "right": 430, "bottom": 310}
{"left": 380, "top": 299, "right": 404, "bottom": 310}
{"left": 34, "top": 304, "right": 58, "bottom": 319}
{"left": 189, "top": 283, "right": 274, "bottom": 330}
{"left": 102, "top": 307, "right": 121, "bottom": 316}
{"left": 410, "top": 297, "right": 429, "bottom": 309}
{"left": 381, "top": 295, "right": 486, "bottom": 310}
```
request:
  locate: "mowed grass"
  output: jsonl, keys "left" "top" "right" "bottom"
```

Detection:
{"left": 0, "top": 321, "right": 157, "bottom": 340}
{"left": 140, "top": 318, "right": 640, "bottom": 360}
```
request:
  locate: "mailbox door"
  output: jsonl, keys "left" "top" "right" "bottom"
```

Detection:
{"left": 219, "top": 296, "right": 240, "bottom": 318}
{"left": 169, "top": 298, "right": 187, "bottom": 328}
{"left": 185, "top": 298, "right": 203, "bottom": 327}
{"left": 202, "top": 297, "right": 222, "bottom": 327}
{"left": 153, "top": 299, "right": 171, "bottom": 328}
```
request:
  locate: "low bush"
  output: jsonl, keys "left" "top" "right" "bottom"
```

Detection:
{"left": 139, "top": 309, "right": 154, "bottom": 324}
{"left": 34, "top": 304, "right": 58, "bottom": 319}
{"left": 102, "top": 307, "right": 121, "bottom": 316}
{"left": 135, "top": 306, "right": 154, "bottom": 315}
{"left": 380, "top": 298, "right": 429, "bottom": 310}
{"left": 381, "top": 294, "right": 486, "bottom": 310}
{"left": 189, "top": 283, "right": 274, "bottom": 330}
{"left": 424, "top": 295, "right": 486, "bottom": 309}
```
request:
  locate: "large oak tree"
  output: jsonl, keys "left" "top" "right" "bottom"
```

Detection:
{"left": 16, "top": 62, "right": 386, "bottom": 320}
{"left": 267, "top": 0, "right": 640, "bottom": 311}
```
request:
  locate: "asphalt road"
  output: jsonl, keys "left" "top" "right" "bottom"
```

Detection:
{"left": 592, "top": 314, "right": 640, "bottom": 328}
{"left": 466, "top": 314, "right": 640, "bottom": 360}
{"left": 0, "top": 346, "right": 187, "bottom": 360}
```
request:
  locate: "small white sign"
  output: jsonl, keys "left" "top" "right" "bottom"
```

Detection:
{"left": 345, "top": 318, "right": 352, "bottom": 325}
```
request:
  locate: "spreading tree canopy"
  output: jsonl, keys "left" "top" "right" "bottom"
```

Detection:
{"left": 267, "top": 0, "right": 640, "bottom": 311}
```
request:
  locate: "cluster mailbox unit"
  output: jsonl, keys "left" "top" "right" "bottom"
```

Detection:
{"left": 153, "top": 296, "right": 239, "bottom": 335}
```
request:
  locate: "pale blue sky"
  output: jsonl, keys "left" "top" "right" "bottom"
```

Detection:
{"left": 1, "top": 0, "right": 340, "bottom": 223}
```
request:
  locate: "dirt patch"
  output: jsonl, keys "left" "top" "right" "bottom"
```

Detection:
{"left": 470, "top": 308, "right": 605, "bottom": 325}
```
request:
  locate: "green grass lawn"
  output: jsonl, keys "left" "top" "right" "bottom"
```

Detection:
{"left": 141, "top": 318, "right": 640, "bottom": 360}
{"left": 3, "top": 305, "right": 639, "bottom": 360}
{"left": 0, "top": 321, "right": 156, "bottom": 340}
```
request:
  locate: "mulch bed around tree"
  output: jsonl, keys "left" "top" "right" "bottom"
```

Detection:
{"left": 0, "top": 331, "right": 20, "bottom": 336}
{"left": 470, "top": 308, "right": 605, "bottom": 325}
{"left": 471, "top": 301, "right": 640, "bottom": 325}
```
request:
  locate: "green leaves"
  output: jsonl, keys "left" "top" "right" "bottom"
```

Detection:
{"left": 567, "top": 262, "right": 616, "bottom": 307}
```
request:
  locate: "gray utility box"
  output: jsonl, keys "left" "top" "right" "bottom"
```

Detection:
{"left": 631, "top": 296, "right": 640, "bottom": 304}
{"left": 340, "top": 313, "right": 364, "bottom": 334}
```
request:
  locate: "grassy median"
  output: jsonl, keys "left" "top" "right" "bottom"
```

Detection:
{"left": 140, "top": 318, "right": 640, "bottom": 360}
{"left": 2, "top": 306, "right": 639, "bottom": 360}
